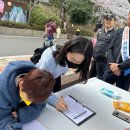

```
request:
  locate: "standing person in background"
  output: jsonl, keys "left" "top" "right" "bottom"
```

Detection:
{"left": 46, "top": 20, "right": 56, "bottom": 41}
{"left": 104, "top": 12, "right": 130, "bottom": 91}
{"left": 63, "top": 20, "right": 67, "bottom": 31}
{"left": 76, "top": 26, "right": 81, "bottom": 36}
{"left": 93, "top": 14, "right": 116, "bottom": 80}
{"left": 56, "top": 26, "right": 61, "bottom": 39}
{"left": 95, "top": 20, "right": 103, "bottom": 32}
{"left": 36, "top": 36, "right": 93, "bottom": 92}
{"left": 89, "top": 21, "right": 103, "bottom": 78}
{"left": 43, "top": 19, "right": 52, "bottom": 38}
{"left": 92, "top": 20, "right": 103, "bottom": 47}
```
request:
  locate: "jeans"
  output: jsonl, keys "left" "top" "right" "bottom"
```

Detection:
{"left": 47, "top": 35, "right": 54, "bottom": 41}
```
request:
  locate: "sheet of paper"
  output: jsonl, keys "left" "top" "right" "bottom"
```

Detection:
{"left": 23, "top": 120, "right": 48, "bottom": 130}
{"left": 62, "top": 95, "right": 95, "bottom": 125}
{"left": 63, "top": 96, "right": 86, "bottom": 119}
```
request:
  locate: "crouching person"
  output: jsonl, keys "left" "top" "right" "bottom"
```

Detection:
{"left": 0, "top": 60, "right": 55, "bottom": 130}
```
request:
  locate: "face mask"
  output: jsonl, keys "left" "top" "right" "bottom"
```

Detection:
{"left": 65, "top": 58, "right": 79, "bottom": 69}
{"left": 20, "top": 90, "right": 32, "bottom": 106}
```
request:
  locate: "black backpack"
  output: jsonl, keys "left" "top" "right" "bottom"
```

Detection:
{"left": 30, "top": 39, "right": 53, "bottom": 64}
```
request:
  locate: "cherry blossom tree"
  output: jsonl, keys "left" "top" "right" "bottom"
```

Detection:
{"left": 91, "top": 0, "right": 130, "bottom": 23}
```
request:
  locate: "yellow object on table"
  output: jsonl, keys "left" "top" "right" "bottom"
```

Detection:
{"left": 113, "top": 102, "right": 130, "bottom": 113}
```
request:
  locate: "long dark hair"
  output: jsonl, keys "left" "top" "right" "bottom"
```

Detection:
{"left": 53, "top": 36, "right": 93, "bottom": 82}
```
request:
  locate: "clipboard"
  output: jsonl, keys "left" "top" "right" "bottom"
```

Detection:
{"left": 61, "top": 95, "right": 96, "bottom": 126}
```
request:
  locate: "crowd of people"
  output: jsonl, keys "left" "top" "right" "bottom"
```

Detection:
{"left": 89, "top": 13, "right": 130, "bottom": 91}
{"left": 0, "top": 12, "right": 130, "bottom": 130}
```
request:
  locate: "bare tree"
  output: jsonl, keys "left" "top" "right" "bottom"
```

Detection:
{"left": 60, "top": 0, "right": 66, "bottom": 19}
{"left": 28, "top": 0, "right": 39, "bottom": 24}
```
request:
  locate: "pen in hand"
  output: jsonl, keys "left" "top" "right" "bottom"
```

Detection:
{"left": 60, "top": 96, "right": 68, "bottom": 110}
{"left": 55, "top": 96, "right": 68, "bottom": 111}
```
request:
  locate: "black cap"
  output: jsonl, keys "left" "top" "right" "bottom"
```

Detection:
{"left": 104, "top": 14, "right": 115, "bottom": 20}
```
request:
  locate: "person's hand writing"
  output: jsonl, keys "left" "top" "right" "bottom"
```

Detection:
{"left": 55, "top": 96, "right": 68, "bottom": 111}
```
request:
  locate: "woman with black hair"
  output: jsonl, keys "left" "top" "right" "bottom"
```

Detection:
{"left": 36, "top": 36, "right": 93, "bottom": 92}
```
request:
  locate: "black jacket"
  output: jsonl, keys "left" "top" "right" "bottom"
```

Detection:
{"left": 108, "top": 28, "right": 130, "bottom": 71}
{"left": 93, "top": 28, "right": 116, "bottom": 60}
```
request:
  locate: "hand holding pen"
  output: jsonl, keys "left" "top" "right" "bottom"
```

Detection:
{"left": 55, "top": 96, "right": 68, "bottom": 111}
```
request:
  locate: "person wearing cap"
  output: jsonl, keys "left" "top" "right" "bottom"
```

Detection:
{"left": 92, "top": 14, "right": 116, "bottom": 80}
{"left": 104, "top": 12, "right": 130, "bottom": 91}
